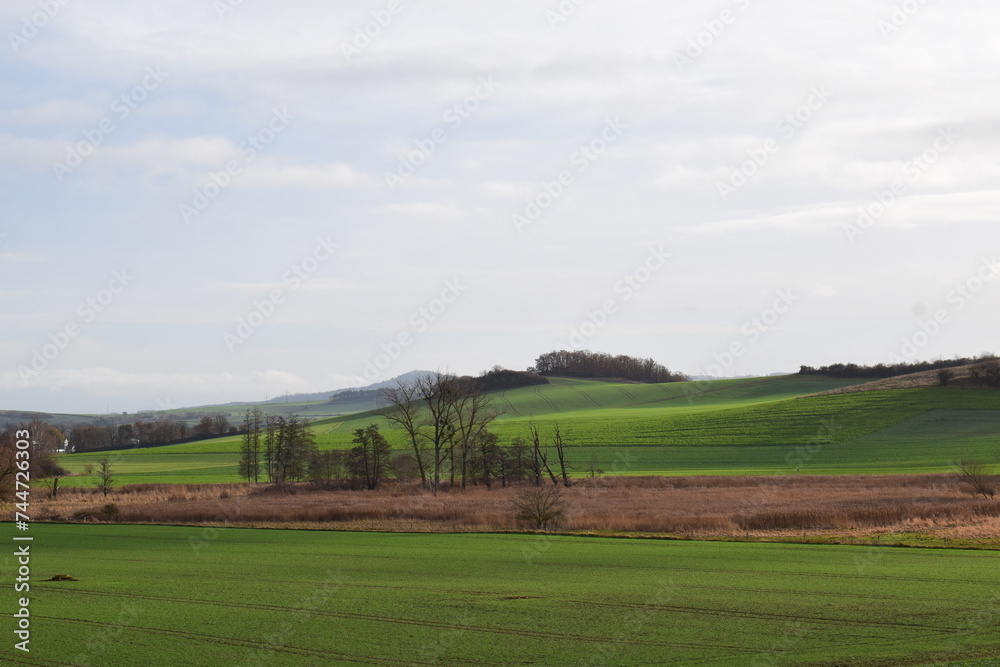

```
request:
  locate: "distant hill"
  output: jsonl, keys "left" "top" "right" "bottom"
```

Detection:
{"left": 809, "top": 360, "right": 1000, "bottom": 396}
{"left": 259, "top": 370, "right": 435, "bottom": 405}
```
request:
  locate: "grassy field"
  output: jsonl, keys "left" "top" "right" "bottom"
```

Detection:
{"left": 4, "top": 523, "right": 1000, "bottom": 666}
{"left": 54, "top": 375, "right": 1000, "bottom": 486}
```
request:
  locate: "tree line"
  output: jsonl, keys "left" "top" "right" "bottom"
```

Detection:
{"left": 67, "top": 414, "right": 235, "bottom": 453}
{"left": 798, "top": 354, "right": 998, "bottom": 380}
{"left": 0, "top": 416, "right": 68, "bottom": 499}
{"left": 236, "top": 373, "right": 577, "bottom": 494}
{"left": 530, "top": 350, "right": 687, "bottom": 383}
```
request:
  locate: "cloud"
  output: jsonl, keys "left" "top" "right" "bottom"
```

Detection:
{"left": 233, "top": 162, "right": 377, "bottom": 189}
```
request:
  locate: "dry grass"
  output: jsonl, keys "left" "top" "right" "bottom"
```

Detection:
{"left": 811, "top": 361, "right": 1000, "bottom": 396}
{"left": 24, "top": 474, "right": 1000, "bottom": 545}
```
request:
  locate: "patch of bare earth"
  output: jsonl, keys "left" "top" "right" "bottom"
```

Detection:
{"left": 24, "top": 475, "right": 1000, "bottom": 546}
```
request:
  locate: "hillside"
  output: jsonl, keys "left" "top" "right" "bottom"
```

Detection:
{"left": 809, "top": 359, "right": 1000, "bottom": 396}
{"left": 54, "top": 374, "right": 1000, "bottom": 485}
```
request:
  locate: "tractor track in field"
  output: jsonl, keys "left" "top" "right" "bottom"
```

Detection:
{"left": 571, "top": 387, "right": 602, "bottom": 409}
{"left": 614, "top": 386, "right": 638, "bottom": 403}
{"left": 562, "top": 598, "right": 961, "bottom": 635}
{"left": 532, "top": 387, "right": 560, "bottom": 413}
{"left": 35, "top": 615, "right": 431, "bottom": 666}
{"left": 3, "top": 654, "right": 80, "bottom": 667}
{"left": 37, "top": 588, "right": 762, "bottom": 655}
{"left": 498, "top": 391, "right": 520, "bottom": 416}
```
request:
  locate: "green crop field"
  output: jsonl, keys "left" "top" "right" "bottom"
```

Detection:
{"left": 54, "top": 375, "right": 1000, "bottom": 486}
{"left": 4, "top": 524, "right": 1000, "bottom": 666}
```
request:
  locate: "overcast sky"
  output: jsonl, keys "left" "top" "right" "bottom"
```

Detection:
{"left": 2, "top": 1, "right": 998, "bottom": 414}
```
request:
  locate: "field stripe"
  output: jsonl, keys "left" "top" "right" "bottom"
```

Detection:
{"left": 35, "top": 615, "right": 430, "bottom": 666}
{"left": 35, "top": 588, "right": 762, "bottom": 655}
{"left": 561, "top": 597, "right": 961, "bottom": 635}
{"left": 1, "top": 654, "right": 80, "bottom": 667}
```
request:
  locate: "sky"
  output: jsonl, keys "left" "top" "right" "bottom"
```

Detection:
{"left": 1, "top": 0, "right": 999, "bottom": 414}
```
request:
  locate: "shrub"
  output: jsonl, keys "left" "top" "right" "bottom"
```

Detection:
{"left": 512, "top": 486, "right": 565, "bottom": 530}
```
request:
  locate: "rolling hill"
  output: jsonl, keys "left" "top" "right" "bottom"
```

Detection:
{"left": 53, "top": 373, "right": 1000, "bottom": 485}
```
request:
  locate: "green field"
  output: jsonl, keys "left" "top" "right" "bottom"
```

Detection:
{"left": 55, "top": 375, "right": 1000, "bottom": 486}
{"left": 4, "top": 523, "right": 1000, "bottom": 666}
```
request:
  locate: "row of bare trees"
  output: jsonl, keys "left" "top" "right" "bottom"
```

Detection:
{"left": 382, "top": 372, "right": 503, "bottom": 493}
{"left": 239, "top": 409, "right": 316, "bottom": 484}
{"left": 381, "top": 372, "right": 573, "bottom": 494}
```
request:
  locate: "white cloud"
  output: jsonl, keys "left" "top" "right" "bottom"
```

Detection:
{"left": 234, "top": 162, "right": 377, "bottom": 189}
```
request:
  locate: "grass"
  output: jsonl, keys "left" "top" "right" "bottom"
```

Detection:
{"left": 4, "top": 523, "right": 1000, "bottom": 665}
{"left": 54, "top": 375, "right": 1000, "bottom": 486}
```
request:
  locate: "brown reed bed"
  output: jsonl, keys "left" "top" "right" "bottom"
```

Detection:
{"left": 26, "top": 474, "right": 1000, "bottom": 546}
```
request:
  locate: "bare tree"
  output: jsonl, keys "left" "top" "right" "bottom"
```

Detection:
{"left": 194, "top": 416, "right": 214, "bottom": 438}
{"left": 0, "top": 429, "right": 18, "bottom": 501}
{"left": 239, "top": 407, "right": 264, "bottom": 483}
{"left": 955, "top": 459, "right": 995, "bottom": 499}
{"left": 450, "top": 376, "right": 500, "bottom": 488}
{"left": 584, "top": 454, "right": 604, "bottom": 478}
{"left": 512, "top": 485, "right": 565, "bottom": 530}
{"left": 308, "top": 450, "right": 345, "bottom": 488}
{"left": 212, "top": 414, "right": 231, "bottom": 436}
{"left": 474, "top": 431, "right": 503, "bottom": 489}
{"left": 527, "top": 423, "right": 545, "bottom": 487}
{"left": 382, "top": 379, "right": 429, "bottom": 487}
{"left": 382, "top": 372, "right": 504, "bottom": 494}
{"left": 391, "top": 453, "right": 419, "bottom": 484}
{"left": 503, "top": 437, "right": 531, "bottom": 485}
{"left": 528, "top": 423, "right": 559, "bottom": 486}
{"left": 348, "top": 424, "right": 392, "bottom": 490}
{"left": 415, "top": 373, "right": 461, "bottom": 494}
{"left": 552, "top": 424, "right": 572, "bottom": 487}
{"left": 95, "top": 458, "right": 115, "bottom": 497}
